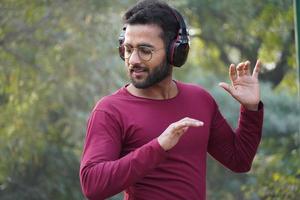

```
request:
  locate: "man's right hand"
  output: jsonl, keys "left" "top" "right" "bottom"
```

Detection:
{"left": 157, "top": 117, "right": 204, "bottom": 151}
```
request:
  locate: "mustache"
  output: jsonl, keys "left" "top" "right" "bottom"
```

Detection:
{"left": 129, "top": 65, "right": 149, "bottom": 72}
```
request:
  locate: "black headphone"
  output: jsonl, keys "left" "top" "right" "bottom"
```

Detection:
{"left": 118, "top": 8, "right": 189, "bottom": 67}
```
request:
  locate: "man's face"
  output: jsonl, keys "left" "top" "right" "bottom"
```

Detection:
{"left": 123, "top": 24, "right": 171, "bottom": 89}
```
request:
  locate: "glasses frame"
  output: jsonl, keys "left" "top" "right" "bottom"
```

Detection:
{"left": 123, "top": 45, "right": 164, "bottom": 62}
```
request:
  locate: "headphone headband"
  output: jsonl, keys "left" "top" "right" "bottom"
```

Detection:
{"left": 171, "top": 9, "right": 188, "bottom": 37}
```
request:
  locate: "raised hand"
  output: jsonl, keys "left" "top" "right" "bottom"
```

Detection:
{"left": 218, "top": 60, "right": 261, "bottom": 111}
{"left": 158, "top": 117, "right": 204, "bottom": 151}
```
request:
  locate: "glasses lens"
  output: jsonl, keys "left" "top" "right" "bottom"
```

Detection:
{"left": 123, "top": 45, "right": 153, "bottom": 61}
{"left": 124, "top": 46, "right": 132, "bottom": 59}
{"left": 138, "top": 46, "right": 152, "bottom": 61}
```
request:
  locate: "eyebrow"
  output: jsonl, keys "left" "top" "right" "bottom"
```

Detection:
{"left": 124, "top": 43, "right": 155, "bottom": 48}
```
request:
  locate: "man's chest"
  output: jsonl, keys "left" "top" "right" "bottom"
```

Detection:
{"left": 118, "top": 106, "right": 212, "bottom": 156}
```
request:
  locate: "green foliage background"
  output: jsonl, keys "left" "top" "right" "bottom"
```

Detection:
{"left": 0, "top": 0, "right": 299, "bottom": 199}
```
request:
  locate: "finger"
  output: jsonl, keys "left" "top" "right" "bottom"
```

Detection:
{"left": 173, "top": 119, "right": 203, "bottom": 130}
{"left": 244, "top": 60, "right": 251, "bottom": 76}
{"left": 218, "top": 82, "right": 234, "bottom": 95}
{"left": 229, "top": 64, "right": 237, "bottom": 84}
{"left": 236, "top": 62, "right": 245, "bottom": 77}
{"left": 179, "top": 117, "right": 203, "bottom": 124}
{"left": 180, "top": 120, "right": 203, "bottom": 127}
{"left": 252, "top": 59, "right": 261, "bottom": 79}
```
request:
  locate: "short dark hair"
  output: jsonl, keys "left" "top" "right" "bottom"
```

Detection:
{"left": 123, "top": 0, "right": 179, "bottom": 48}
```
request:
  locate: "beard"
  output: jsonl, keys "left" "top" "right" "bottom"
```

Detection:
{"left": 128, "top": 58, "right": 172, "bottom": 89}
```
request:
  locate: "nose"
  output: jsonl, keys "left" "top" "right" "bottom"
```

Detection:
{"left": 128, "top": 49, "right": 141, "bottom": 66}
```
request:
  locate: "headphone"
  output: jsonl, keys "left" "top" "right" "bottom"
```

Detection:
{"left": 118, "top": 8, "right": 189, "bottom": 67}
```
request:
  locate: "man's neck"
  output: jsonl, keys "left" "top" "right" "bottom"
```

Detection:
{"left": 126, "top": 77, "right": 178, "bottom": 100}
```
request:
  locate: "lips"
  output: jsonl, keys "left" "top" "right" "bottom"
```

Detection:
{"left": 130, "top": 67, "right": 147, "bottom": 73}
{"left": 129, "top": 67, "right": 147, "bottom": 79}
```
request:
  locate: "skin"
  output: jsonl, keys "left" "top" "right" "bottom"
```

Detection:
{"left": 124, "top": 24, "right": 177, "bottom": 100}
{"left": 219, "top": 60, "right": 261, "bottom": 111}
{"left": 123, "top": 24, "right": 261, "bottom": 151}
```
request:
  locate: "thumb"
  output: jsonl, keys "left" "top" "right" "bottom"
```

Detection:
{"left": 218, "top": 82, "right": 233, "bottom": 94}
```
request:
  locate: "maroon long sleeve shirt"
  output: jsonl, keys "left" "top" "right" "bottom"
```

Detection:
{"left": 80, "top": 81, "right": 264, "bottom": 200}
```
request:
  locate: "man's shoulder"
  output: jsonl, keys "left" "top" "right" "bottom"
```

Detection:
{"left": 177, "top": 81, "right": 213, "bottom": 99}
{"left": 93, "top": 87, "right": 127, "bottom": 111}
{"left": 178, "top": 81, "right": 218, "bottom": 112}
{"left": 178, "top": 81, "right": 205, "bottom": 90}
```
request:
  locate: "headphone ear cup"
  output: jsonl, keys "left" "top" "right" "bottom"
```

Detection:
{"left": 168, "top": 40, "right": 189, "bottom": 67}
{"left": 167, "top": 41, "right": 176, "bottom": 66}
{"left": 119, "top": 45, "right": 125, "bottom": 61}
{"left": 172, "top": 42, "right": 189, "bottom": 67}
{"left": 118, "top": 27, "right": 126, "bottom": 60}
{"left": 167, "top": 9, "right": 190, "bottom": 67}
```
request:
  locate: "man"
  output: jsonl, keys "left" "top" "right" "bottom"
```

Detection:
{"left": 79, "top": 0, "right": 264, "bottom": 199}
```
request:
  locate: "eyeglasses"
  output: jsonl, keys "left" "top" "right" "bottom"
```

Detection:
{"left": 123, "top": 45, "right": 164, "bottom": 61}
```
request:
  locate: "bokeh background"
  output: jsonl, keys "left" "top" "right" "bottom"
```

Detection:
{"left": 0, "top": 0, "right": 299, "bottom": 199}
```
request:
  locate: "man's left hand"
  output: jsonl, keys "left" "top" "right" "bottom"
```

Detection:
{"left": 219, "top": 60, "right": 261, "bottom": 111}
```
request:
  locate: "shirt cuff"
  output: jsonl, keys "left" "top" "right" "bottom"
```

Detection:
{"left": 241, "top": 101, "right": 264, "bottom": 113}
{"left": 152, "top": 139, "right": 168, "bottom": 157}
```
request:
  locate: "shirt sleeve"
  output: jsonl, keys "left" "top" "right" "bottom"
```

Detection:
{"left": 207, "top": 101, "right": 264, "bottom": 172}
{"left": 80, "top": 110, "right": 167, "bottom": 200}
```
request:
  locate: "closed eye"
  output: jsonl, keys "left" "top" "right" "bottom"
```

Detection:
{"left": 124, "top": 45, "right": 133, "bottom": 53}
{"left": 139, "top": 46, "right": 153, "bottom": 55}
